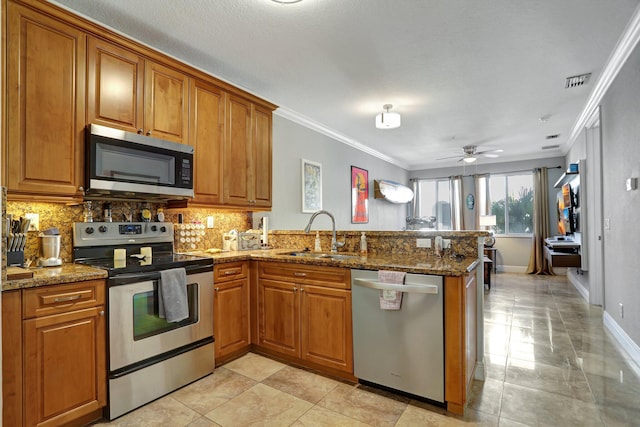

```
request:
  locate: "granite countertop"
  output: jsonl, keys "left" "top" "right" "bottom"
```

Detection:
{"left": 3, "top": 263, "right": 108, "bottom": 291}
{"left": 184, "top": 249, "right": 480, "bottom": 276}
{"left": 3, "top": 249, "right": 479, "bottom": 291}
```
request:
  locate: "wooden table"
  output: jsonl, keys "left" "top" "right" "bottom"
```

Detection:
{"left": 483, "top": 256, "right": 493, "bottom": 289}
{"left": 483, "top": 247, "right": 497, "bottom": 273}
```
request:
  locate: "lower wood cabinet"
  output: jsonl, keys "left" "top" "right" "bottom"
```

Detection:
{"left": 2, "top": 280, "right": 106, "bottom": 427}
{"left": 256, "top": 262, "right": 353, "bottom": 377}
{"left": 214, "top": 261, "right": 251, "bottom": 365}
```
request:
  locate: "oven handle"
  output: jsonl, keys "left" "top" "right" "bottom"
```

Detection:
{"left": 108, "top": 263, "right": 212, "bottom": 286}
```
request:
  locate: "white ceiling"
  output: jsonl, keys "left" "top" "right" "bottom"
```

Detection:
{"left": 51, "top": 0, "right": 640, "bottom": 170}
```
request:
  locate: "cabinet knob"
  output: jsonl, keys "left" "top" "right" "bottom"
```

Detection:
{"left": 146, "top": 130, "right": 152, "bottom": 136}
{"left": 78, "top": 186, "right": 84, "bottom": 192}
{"left": 300, "top": 288, "right": 305, "bottom": 292}
{"left": 293, "top": 287, "right": 297, "bottom": 292}
{"left": 215, "top": 287, "right": 220, "bottom": 292}
{"left": 99, "top": 310, "right": 105, "bottom": 316}
{"left": 138, "top": 128, "right": 144, "bottom": 134}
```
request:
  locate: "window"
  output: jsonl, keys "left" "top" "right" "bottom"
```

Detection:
{"left": 414, "top": 179, "right": 452, "bottom": 230}
{"left": 489, "top": 173, "right": 533, "bottom": 234}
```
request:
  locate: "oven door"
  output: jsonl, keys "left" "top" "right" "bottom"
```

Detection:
{"left": 109, "top": 270, "right": 213, "bottom": 371}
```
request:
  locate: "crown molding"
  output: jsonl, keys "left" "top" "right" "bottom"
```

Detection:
{"left": 567, "top": 3, "right": 640, "bottom": 146}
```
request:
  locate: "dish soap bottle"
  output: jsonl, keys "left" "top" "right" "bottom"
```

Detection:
{"left": 360, "top": 232, "right": 368, "bottom": 256}
{"left": 314, "top": 231, "right": 322, "bottom": 252}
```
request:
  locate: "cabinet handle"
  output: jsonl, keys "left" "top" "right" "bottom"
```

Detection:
{"left": 53, "top": 294, "right": 82, "bottom": 303}
{"left": 224, "top": 270, "right": 238, "bottom": 275}
{"left": 99, "top": 310, "right": 105, "bottom": 316}
{"left": 138, "top": 128, "right": 144, "bottom": 134}
{"left": 293, "top": 272, "right": 306, "bottom": 277}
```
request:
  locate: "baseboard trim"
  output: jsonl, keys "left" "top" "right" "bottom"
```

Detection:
{"left": 499, "top": 265, "right": 528, "bottom": 273}
{"left": 567, "top": 269, "right": 589, "bottom": 303}
{"left": 603, "top": 311, "right": 640, "bottom": 375}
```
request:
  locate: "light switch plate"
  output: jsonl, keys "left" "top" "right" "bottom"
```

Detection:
{"left": 206, "top": 216, "right": 215, "bottom": 228}
{"left": 25, "top": 213, "right": 39, "bottom": 231}
{"left": 626, "top": 177, "right": 637, "bottom": 191}
{"left": 442, "top": 239, "right": 451, "bottom": 249}
{"left": 416, "top": 238, "right": 431, "bottom": 248}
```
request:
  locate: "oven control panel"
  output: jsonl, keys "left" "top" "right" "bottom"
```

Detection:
{"left": 73, "top": 222, "right": 174, "bottom": 247}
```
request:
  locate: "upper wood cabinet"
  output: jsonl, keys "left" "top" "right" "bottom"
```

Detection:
{"left": 87, "top": 37, "right": 189, "bottom": 144}
{"left": 6, "top": 3, "right": 86, "bottom": 199}
{"left": 87, "top": 37, "right": 144, "bottom": 133}
{"left": 190, "top": 79, "right": 225, "bottom": 205}
{"left": 223, "top": 95, "right": 273, "bottom": 208}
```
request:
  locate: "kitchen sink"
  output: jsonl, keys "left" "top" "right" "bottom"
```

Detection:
{"left": 283, "top": 251, "right": 360, "bottom": 261}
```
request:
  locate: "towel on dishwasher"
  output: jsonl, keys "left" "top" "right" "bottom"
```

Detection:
{"left": 158, "top": 268, "right": 189, "bottom": 322}
{"left": 379, "top": 270, "right": 406, "bottom": 310}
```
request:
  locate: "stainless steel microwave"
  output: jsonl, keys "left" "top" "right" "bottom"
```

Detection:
{"left": 85, "top": 124, "right": 194, "bottom": 200}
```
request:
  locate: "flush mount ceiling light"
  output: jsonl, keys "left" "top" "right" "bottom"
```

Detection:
{"left": 462, "top": 156, "right": 477, "bottom": 163}
{"left": 271, "top": 0, "right": 303, "bottom": 3}
{"left": 375, "top": 104, "right": 401, "bottom": 129}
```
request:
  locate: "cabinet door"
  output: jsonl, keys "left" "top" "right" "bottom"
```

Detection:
{"left": 223, "top": 94, "right": 253, "bottom": 206}
{"left": 190, "top": 79, "right": 225, "bottom": 205}
{"left": 23, "top": 306, "right": 106, "bottom": 427}
{"left": 300, "top": 285, "right": 353, "bottom": 373}
{"left": 214, "top": 278, "right": 250, "bottom": 363}
{"left": 87, "top": 37, "right": 144, "bottom": 133}
{"left": 252, "top": 104, "right": 273, "bottom": 208}
{"left": 6, "top": 3, "right": 85, "bottom": 198}
{"left": 258, "top": 279, "right": 299, "bottom": 357}
{"left": 144, "top": 61, "right": 189, "bottom": 144}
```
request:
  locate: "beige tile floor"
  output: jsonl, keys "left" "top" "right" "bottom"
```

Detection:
{"left": 92, "top": 273, "right": 640, "bottom": 426}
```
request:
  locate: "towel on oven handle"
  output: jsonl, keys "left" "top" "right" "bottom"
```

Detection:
{"left": 159, "top": 268, "right": 189, "bottom": 322}
{"left": 378, "top": 270, "right": 406, "bottom": 310}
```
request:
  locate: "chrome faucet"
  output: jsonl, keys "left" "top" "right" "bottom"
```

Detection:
{"left": 304, "top": 210, "right": 344, "bottom": 253}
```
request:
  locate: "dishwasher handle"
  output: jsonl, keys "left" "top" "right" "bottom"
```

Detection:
{"left": 353, "top": 278, "right": 439, "bottom": 294}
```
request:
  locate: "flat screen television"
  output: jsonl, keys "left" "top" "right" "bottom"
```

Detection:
{"left": 556, "top": 188, "right": 577, "bottom": 235}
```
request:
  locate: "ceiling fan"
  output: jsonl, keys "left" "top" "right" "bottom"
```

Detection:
{"left": 436, "top": 144, "right": 503, "bottom": 163}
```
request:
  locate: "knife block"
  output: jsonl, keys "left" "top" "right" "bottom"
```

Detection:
{"left": 8, "top": 250, "right": 24, "bottom": 267}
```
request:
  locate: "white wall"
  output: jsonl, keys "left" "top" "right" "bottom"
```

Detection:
{"left": 255, "top": 115, "right": 409, "bottom": 231}
{"left": 599, "top": 43, "right": 640, "bottom": 347}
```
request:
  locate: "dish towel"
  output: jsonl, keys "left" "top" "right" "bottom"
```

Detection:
{"left": 379, "top": 270, "right": 406, "bottom": 310}
{"left": 159, "top": 268, "right": 189, "bottom": 323}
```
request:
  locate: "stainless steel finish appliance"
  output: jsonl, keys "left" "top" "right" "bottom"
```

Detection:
{"left": 351, "top": 269, "right": 445, "bottom": 403}
{"left": 85, "top": 124, "right": 194, "bottom": 200}
{"left": 73, "top": 222, "right": 214, "bottom": 420}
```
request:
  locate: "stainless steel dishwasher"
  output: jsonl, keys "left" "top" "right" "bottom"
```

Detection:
{"left": 351, "top": 269, "right": 444, "bottom": 403}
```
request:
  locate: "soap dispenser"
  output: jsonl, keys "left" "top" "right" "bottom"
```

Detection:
{"left": 360, "top": 232, "right": 368, "bottom": 256}
{"left": 314, "top": 231, "right": 322, "bottom": 252}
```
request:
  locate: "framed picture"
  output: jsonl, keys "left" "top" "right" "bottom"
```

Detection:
{"left": 351, "top": 166, "right": 369, "bottom": 223}
{"left": 302, "top": 159, "right": 322, "bottom": 213}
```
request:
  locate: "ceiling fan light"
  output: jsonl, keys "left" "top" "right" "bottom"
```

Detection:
{"left": 375, "top": 104, "right": 401, "bottom": 129}
{"left": 463, "top": 156, "right": 477, "bottom": 163}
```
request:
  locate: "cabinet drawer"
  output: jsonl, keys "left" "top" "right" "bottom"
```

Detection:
{"left": 258, "top": 261, "right": 350, "bottom": 289}
{"left": 214, "top": 261, "right": 248, "bottom": 283}
{"left": 23, "top": 280, "right": 105, "bottom": 319}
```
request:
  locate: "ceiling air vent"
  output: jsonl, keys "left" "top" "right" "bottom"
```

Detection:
{"left": 565, "top": 73, "right": 591, "bottom": 88}
{"left": 545, "top": 134, "right": 560, "bottom": 140}
{"left": 542, "top": 144, "right": 560, "bottom": 150}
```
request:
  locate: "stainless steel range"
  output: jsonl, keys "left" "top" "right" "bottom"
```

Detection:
{"left": 73, "top": 222, "right": 214, "bottom": 420}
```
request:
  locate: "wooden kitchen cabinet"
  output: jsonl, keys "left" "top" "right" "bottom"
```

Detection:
{"left": 87, "top": 37, "right": 189, "bottom": 144}
{"left": 214, "top": 262, "right": 251, "bottom": 365}
{"left": 22, "top": 280, "right": 106, "bottom": 427}
{"left": 6, "top": 2, "right": 86, "bottom": 200}
{"left": 444, "top": 272, "right": 477, "bottom": 415}
{"left": 190, "top": 78, "right": 225, "bottom": 205}
{"left": 222, "top": 95, "right": 273, "bottom": 208}
{"left": 256, "top": 262, "right": 353, "bottom": 376}
{"left": 3, "top": 290, "right": 23, "bottom": 427}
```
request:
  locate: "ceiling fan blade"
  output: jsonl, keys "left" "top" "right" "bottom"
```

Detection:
{"left": 476, "top": 148, "right": 504, "bottom": 155}
{"left": 436, "top": 154, "right": 463, "bottom": 160}
{"left": 482, "top": 153, "right": 500, "bottom": 158}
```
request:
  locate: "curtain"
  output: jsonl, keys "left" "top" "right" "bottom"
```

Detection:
{"left": 450, "top": 175, "right": 464, "bottom": 230}
{"left": 527, "top": 167, "right": 553, "bottom": 274}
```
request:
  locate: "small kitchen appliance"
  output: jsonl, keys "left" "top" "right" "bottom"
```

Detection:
{"left": 73, "top": 221, "right": 213, "bottom": 420}
{"left": 38, "top": 230, "right": 63, "bottom": 267}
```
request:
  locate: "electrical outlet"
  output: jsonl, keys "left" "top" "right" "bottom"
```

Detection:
{"left": 25, "top": 213, "right": 39, "bottom": 231}
{"left": 442, "top": 239, "right": 451, "bottom": 249}
{"left": 620, "top": 303, "right": 624, "bottom": 319}
{"left": 206, "top": 216, "right": 215, "bottom": 228}
{"left": 416, "top": 238, "right": 431, "bottom": 248}
{"left": 604, "top": 218, "right": 610, "bottom": 230}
